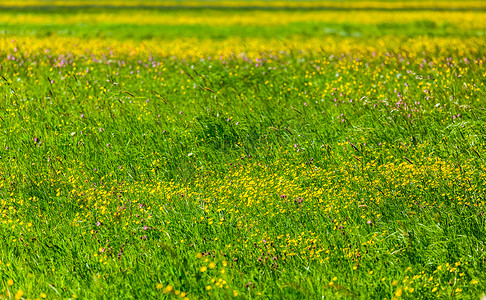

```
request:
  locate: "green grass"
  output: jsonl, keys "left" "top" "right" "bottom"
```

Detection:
{"left": 1, "top": 20, "right": 481, "bottom": 40}
{"left": 0, "top": 5, "right": 485, "bottom": 300}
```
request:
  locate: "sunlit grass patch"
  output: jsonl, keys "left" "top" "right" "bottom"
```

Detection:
{"left": 0, "top": 3, "right": 485, "bottom": 299}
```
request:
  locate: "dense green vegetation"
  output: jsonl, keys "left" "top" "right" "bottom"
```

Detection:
{"left": 0, "top": 3, "right": 485, "bottom": 299}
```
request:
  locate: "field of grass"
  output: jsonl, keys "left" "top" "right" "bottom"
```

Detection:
{"left": 0, "top": 1, "right": 485, "bottom": 299}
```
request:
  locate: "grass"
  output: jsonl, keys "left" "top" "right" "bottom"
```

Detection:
{"left": 0, "top": 2, "right": 485, "bottom": 299}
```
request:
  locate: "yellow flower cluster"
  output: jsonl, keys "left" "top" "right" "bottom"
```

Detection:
{"left": 0, "top": 0, "right": 484, "bottom": 9}
{"left": 1, "top": 35, "right": 484, "bottom": 61}
{"left": 1, "top": 10, "right": 485, "bottom": 29}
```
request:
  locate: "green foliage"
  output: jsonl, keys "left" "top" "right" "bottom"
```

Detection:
{"left": 0, "top": 5, "right": 485, "bottom": 300}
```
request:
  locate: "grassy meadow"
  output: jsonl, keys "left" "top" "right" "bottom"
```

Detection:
{"left": 0, "top": 1, "right": 485, "bottom": 299}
